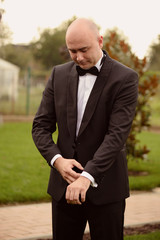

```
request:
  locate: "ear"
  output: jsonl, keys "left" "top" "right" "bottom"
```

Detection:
{"left": 99, "top": 35, "right": 103, "bottom": 49}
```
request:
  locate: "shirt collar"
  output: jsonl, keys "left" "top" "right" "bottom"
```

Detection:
{"left": 95, "top": 50, "right": 103, "bottom": 71}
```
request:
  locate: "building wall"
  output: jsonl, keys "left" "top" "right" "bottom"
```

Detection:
{"left": 0, "top": 58, "right": 20, "bottom": 100}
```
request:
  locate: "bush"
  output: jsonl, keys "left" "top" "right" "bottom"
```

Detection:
{"left": 104, "top": 30, "right": 159, "bottom": 160}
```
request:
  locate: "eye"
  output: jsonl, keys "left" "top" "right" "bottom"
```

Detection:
{"left": 81, "top": 48, "right": 88, "bottom": 53}
{"left": 70, "top": 50, "right": 77, "bottom": 54}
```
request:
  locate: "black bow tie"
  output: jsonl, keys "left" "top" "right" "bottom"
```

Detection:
{"left": 76, "top": 65, "right": 99, "bottom": 76}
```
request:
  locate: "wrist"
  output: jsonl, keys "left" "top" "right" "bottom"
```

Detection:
{"left": 79, "top": 175, "right": 91, "bottom": 186}
{"left": 81, "top": 171, "right": 98, "bottom": 187}
{"left": 50, "top": 154, "right": 62, "bottom": 167}
{"left": 54, "top": 156, "right": 63, "bottom": 168}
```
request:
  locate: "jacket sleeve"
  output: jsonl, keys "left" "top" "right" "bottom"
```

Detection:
{"left": 32, "top": 68, "right": 61, "bottom": 167}
{"left": 84, "top": 70, "right": 139, "bottom": 184}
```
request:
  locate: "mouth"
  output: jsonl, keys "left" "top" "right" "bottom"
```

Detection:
{"left": 77, "top": 61, "right": 85, "bottom": 66}
{"left": 77, "top": 62, "right": 89, "bottom": 69}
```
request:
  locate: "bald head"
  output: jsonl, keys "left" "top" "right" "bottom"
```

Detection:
{"left": 65, "top": 18, "right": 103, "bottom": 69}
{"left": 66, "top": 18, "right": 99, "bottom": 41}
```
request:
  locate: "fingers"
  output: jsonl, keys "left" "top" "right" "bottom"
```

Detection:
{"left": 67, "top": 161, "right": 84, "bottom": 181}
{"left": 65, "top": 173, "right": 80, "bottom": 184}
{"left": 63, "top": 159, "right": 84, "bottom": 182}
{"left": 80, "top": 190, "right": 86, "bottom": 203}
{"left": 66, "top": 187, "right": 82, "bottom": 205}
{"left": 64, "top": 166, "right": 81, "bottom": 183}
{"left": 66, "top": 188, "right": 82, "bottom": 205}
{"left": 54, "top": 157, "right": 84, "bottom": 184}
{"left": 65, "top": 177, "right": 90, "bottom": 205}
{"left": 73, "top": 161, "right": 84, "bottom": 171}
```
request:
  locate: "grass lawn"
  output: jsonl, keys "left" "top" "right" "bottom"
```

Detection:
{"left": 0, "top": 122, "right": 57, "bottom": 204}
{"left": 85, "top": 230, "right": 160, "bottom": 239}
{"left": 149, "top": 84, "right": 160, "bottom": 126}
{"left": 85, "top": 231, "right": 160, "bottom": 239}
{"left": 0, "top": 122, "right": 160, "bottom": 204}
{"left": 124, "top": 231, "right": 160, "bottom": 240}
{"left": 128, "top": 130, "right": 160, "bottom": 190}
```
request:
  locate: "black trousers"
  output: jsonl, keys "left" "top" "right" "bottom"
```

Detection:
{"left": 52, "top": 196, "right": 125, "bottom": 240}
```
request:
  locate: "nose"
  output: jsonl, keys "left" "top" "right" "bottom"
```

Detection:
{"left": 76, "top": 52, "right": 84, "bottom": 62}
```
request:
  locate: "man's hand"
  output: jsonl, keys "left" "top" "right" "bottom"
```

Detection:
{"left": 65, "top": 176, "right": 91, "bottom": 205}
{"left": 54, "top": 157, "right": 84, "bottom": 184}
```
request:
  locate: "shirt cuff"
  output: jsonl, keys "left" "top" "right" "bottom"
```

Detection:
{"left": 50, "top": 154, "right": 62, "bottom": 167}
{"left": 81, "top": 171, "right": 98, "bottom": 187}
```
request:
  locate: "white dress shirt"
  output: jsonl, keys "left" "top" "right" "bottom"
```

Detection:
{"left": 51, "top": 51, "right": 103, "bottom": 187}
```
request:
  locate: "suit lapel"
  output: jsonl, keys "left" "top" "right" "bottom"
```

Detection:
{"left": 78, "top": 56, "right": 113, "bottom": 137}
{"left": 67, "top": 64, "right": 79, "bottom": 138}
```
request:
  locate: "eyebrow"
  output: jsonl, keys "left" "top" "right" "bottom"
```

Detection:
{"left": 68, "top": 47, "right": 88, "bottom": 52}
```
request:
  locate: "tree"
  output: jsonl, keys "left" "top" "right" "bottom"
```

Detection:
{"left": 104, "top": 30, "right": 159, "bottom": 160}
{"left": 0, "top": 0, "right": 12, "bottom": 51}
{"left": 0, "top": 0, "right": 4, "bottom": 22}
{"left": 0, "top": 44, "right": 32, "bottom": 70}
{"left": 148, "top": 35, "right": 160, "bottom": 71}
{"left": 32, "top": 28, "right": 66, "bottom": 68}
{"left": 32, "top": 16, "right": 76, "bottom": 69}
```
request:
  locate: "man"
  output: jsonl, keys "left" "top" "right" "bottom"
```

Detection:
{"left": 32, "top": 18, "right": 138, "bottom": 240}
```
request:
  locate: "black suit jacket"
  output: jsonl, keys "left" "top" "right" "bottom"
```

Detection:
{"left": 32, "top": 52, "right": 138, "bottom": 205}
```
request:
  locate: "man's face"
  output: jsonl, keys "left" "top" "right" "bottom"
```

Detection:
{"left": 66, "top": 30, "right": 103, "bottom": 69}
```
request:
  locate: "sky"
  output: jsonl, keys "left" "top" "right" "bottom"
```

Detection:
{"left": 1, "top": 0, "right": 160, "bottom": 59}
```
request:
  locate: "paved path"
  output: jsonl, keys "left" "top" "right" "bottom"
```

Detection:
{"left": 0, "top": 188, "right": 160, "bottom": 240}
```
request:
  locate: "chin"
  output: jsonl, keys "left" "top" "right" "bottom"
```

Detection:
{"left": 80, "top": 63, "right": 92, "bottom": 69}
{"left": 79, "top": 65, "right": 87, "bottom": 69}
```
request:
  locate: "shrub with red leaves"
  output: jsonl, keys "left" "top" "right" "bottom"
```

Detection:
{"left": 104, "top": 30, "right": 159, "bottom": 160}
